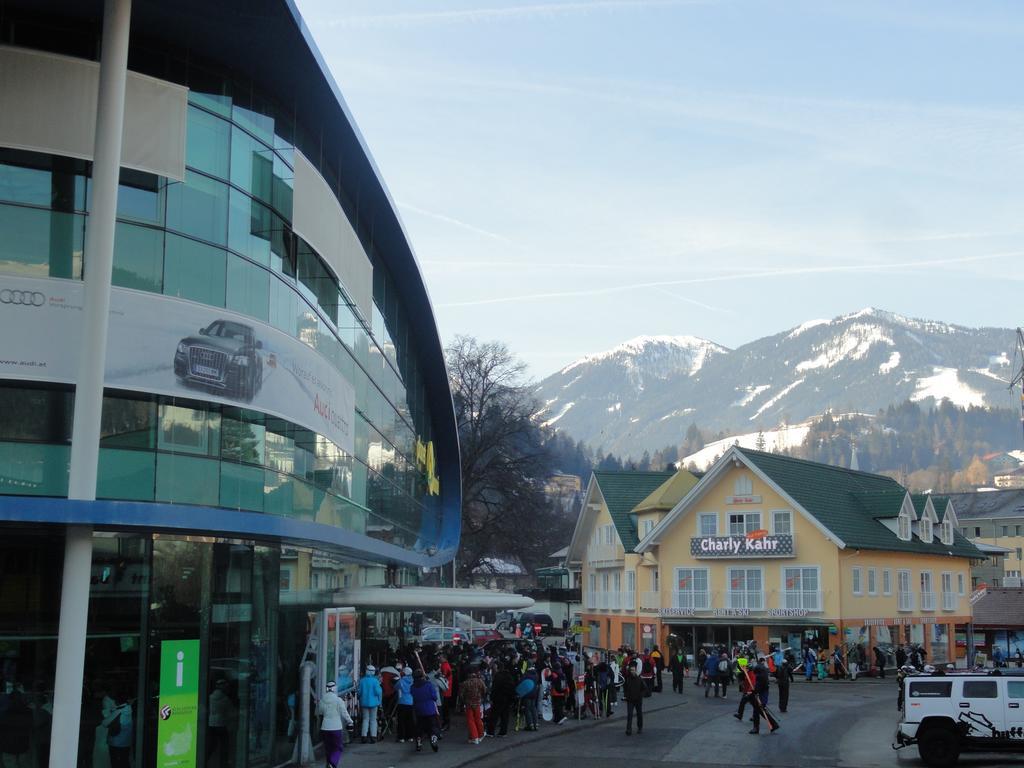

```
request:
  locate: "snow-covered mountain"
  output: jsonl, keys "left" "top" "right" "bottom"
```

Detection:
{"left": 534, "top": 309, "right": 1017, "bottom": 458}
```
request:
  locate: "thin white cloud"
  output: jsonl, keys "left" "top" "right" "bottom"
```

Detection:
{"left": 653, "top": 287, "right": 733, "bottom": 314}
{"left": 437, "top": 250, "right": 1023, "bottom": 308}
{"left": 328, "top": 0, "right": 707, "bottom": 28}
{"left": 398, "top": 202, "right": 510, "bottom": 243}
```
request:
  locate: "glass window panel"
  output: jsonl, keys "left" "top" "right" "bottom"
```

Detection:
{"left": 264, "top": 469, "right": 294, "bottom": 516}
{"left": 220, "top": 460, "right": 265, "bottom": 511}
{"left": 188, "top": 90, "right": 232, "bottom": 118}
{"left": 163, "top": 234, "right": 226, "bottom": 307}
{"left": 0, "top": 163, "right": 51, "bottom": 206}
{"left": 165, "top": 171, "right": 228, "bottom": 245}
{"left": 233, "top": 106, "right": 275, "bottom": 148}
{"left": 272, "top": 152, "right": 293, "bottom": 220}
{"left": 117, "top": 169, "right": 164, "bottom": 224}
{"left": 100, "top": 396, "right": 156, "bottom": 449}
{"left": 112, "top": 221, "right": 164, "bottom": 293}
{"left": 230, "top": 125, "right": 274, "bottom": 203}
{"left": 268, "top": 275, "right": 297, "bottom": 337}
{"left": 221, "top": 416, "right": 266, "bottom": 465}
{"left": 155, "top": 453, "right": 219, "bottom": 505}
{"left": 157, "top": 403, "right": 220, "bottom": 456}
{"left": 186, "top": 105, "right": 230, "bottom": 179}
{"left": 0, "top": 442, "right": 68, "bottom": 495}
{"left": 225, "top": 253, "right": 270, "bottom": 322}
{"left": 228, "top": 187, "right": 271, "bottom": 266}
{"left": 0, "top": 386, "right": 73, "bottom": 442}
{"left": 0, "top": 203, "right": 83, "bottom": 279}
{"left": 97, "top": 448, "right": 155, "bottom": 500}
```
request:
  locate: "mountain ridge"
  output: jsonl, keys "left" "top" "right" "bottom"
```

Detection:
{"left": 534, "top": 308, "right": 1018, "bottom": 458}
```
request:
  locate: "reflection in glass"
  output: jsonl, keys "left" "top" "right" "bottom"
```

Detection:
{"left": 112, "top": 222, "right": 163, "bottom": 293}
{"left": 226, "top": 254, "right": 270, "bottom": 322}
{"left": 163, "top": 234, "right": 226, "bottom": 308}
{"left": 0, "top": 203, "right": 83, "bottom": 279}
{"left": 165, "top": 171, "right": 229, "bottom": 245}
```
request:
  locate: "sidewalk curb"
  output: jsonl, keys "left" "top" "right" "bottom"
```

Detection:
{"left": 449, "top": 697, "right": 690, "bottom": 768}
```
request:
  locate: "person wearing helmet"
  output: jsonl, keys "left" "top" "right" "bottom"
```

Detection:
{"left": 317, "top": 680, "right": 354, "bottom": 768}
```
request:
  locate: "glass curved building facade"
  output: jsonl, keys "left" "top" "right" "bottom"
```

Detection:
{"left": 0, "top": 1, "right": 460, "bottom": 765}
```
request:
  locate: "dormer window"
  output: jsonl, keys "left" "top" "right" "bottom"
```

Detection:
{"left": 941, "top": 519, "right": 953, "bottom": 545}
{"left": 734, "top": 475, "right": 753, "bottom": 496}
{"left": 898, "top": 509, "right": 912, "bottom": 541}
{"left": 920, "top": 517, "right": 933, "bottom": 543}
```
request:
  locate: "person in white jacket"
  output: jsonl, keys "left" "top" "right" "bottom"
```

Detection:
{"left": 316, "top": 681, "right": 354, "bottom": 768}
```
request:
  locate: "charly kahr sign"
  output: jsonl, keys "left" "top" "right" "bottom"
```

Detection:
{"left": 0, "top": 275, "right": 354, "bottom": 454}
{"left": 690, "top": 532, "right": 795, "bottom": 558}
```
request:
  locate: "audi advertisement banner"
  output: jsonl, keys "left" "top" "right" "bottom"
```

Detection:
{"left": 0, "top": 275, "right": 355, "bottom": 454}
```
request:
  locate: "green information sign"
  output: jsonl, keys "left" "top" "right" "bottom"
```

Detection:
{"left": 157, "top": 639, "right": 200, "bottom": 768}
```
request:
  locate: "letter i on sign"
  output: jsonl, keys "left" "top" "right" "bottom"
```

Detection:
{"left": 176, "top": 651, "right": 184, "bottom": 688}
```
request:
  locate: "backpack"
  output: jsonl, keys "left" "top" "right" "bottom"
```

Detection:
{"left": 717, "top": 659, "right": 729, "bottom": 673}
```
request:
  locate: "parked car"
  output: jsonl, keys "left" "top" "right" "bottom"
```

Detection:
{"left": 895, "top": 669, "right": 1024, "bottom": 767}
{"left": 468, "top": 628, "right": 503, "bottom": 646}
{"left": 419, "top": 626, "right": 468, "bottom": 645}
{"left": 174, "top": 319, "right": 263, "bottom": 400}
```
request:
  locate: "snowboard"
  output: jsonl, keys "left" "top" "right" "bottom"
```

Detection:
{"left": 541, "top": 677, "right": 553, "bottom": 722}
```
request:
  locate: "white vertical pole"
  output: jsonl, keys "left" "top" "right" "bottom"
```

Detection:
{"left": 50, "top": 1, "right": 132, "bottom": 765}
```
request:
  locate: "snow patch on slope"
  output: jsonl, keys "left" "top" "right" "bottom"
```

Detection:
{"left": 733, "top": 385, "right": 771, "bottom": 407}
{"left": 787, "top": 319, "right": 828, "bottom": 339}
{"left": 559, "top": 335, "right": 727, "bottom": 377}
{"left": 660, "top": 408, "right": 695, "bottom": 421}
{"left": 542, "top": 401, "right": 574, "bottom": 427}
{"left": 910, "top": 367, "right": 985, "bottom": 408}
{"left": 752, "top": 379, "right": 805, "bottom": 420}
{"left": 795, "top": 323, "right": 894, "bottom": 373}
{"left": 681, "top": 422, "right": 812, "bottom": 471}
{"left": 879, "top": 351, "right": 901, "bottom": 375}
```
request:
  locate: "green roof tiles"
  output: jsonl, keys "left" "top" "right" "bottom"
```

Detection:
{"left": 739, "top": 448, "right": 983, "bottom": 560}
{"left": 592, "top": 470, "right": 675, "bottom": 550}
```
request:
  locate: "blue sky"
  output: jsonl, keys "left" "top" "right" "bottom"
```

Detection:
{"left": 295, "top": 0, "right": 1024, "bottom": 376}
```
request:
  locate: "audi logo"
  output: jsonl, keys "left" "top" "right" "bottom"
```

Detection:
{"left": 0, "top": 290, "right": 46, "bottom": 307}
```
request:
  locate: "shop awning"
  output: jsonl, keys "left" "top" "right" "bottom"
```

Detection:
{"left": 330, "top": 586, "right": 535, "bottom": 611}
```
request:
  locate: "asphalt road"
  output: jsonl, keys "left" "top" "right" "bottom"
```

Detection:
{"left": 465, "top": 681, "right": 1024, "bottom": 768}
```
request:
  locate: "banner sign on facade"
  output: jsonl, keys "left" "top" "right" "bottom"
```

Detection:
{"left": 690, "top": 534, "right": 794, "bottom": 558}
{"left": 157, "top": 639, "right": 200, "bottom": 768}
{"left": 0, "top": 276, "right": 355, "bottom": 454}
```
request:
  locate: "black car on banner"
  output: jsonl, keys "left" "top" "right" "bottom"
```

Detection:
{"left": 174, "top": 319, "right": 264, "bottom": 401}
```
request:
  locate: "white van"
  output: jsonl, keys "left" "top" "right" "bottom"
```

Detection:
{"left": 895, "top": 670, "right": 1024, "bottom": 767}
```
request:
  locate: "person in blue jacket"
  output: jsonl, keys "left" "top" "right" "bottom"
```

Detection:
{"left": 703, "top": 650, "right": 721, "bottom": 698}
{"left": 396, "top": 668, "right": 415, "bottom": 743}
{"left": 358, "top": 665, "right": 383, "bottom": 744}
{"left": 410, "top": 669, "right": 441, "bottom": 752}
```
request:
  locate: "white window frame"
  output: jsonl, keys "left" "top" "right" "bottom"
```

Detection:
{"left": 898, "top": 511, "right": 912, "bottom": 541}
{"left": 920, "top": 570, "right": 935, "bottom": 611}
{"left": 626, "top": 570, "right": 636, "bottom": 593}
{"left": 734, "top": 474, "right": 753, "bottom": 496}
{"left": 727, "top": 566, "right": 764, "bottom": 610}
{"left": 697, "top": 512, "right": 718, "bottom": 537}
{"left": 674, "top": 567, "right": 709, "bottom": 609}
{"left": 957, "top": 573, "right": 965, "bottom": 596}
{"left": 867, "top": 568, "right": 877, "bottom": 596}
{"left": 652, "top": 570, "right": 660, "bottom": 592}
{"left": 883, "top": 568, "right": 892, "bottom": 596}
{"left": 641, "top": 519, "right": 654, "bottom": 538}
{"left": 852, "top": 566, "right": 863, "bottom": 596}
{"left": 782, "top": 565, "right": 821, "bottom": 611}
{"left": 729, "top": 511, "right": 762, "bottom": 537}
{"left": 920, "top": 517, "right": 933, "bottom": 543}
{"left": 897, "top": 569, "right": 913, "bottom": 611}
{"left": 941, "top": 519, "right": 953, "bottom": 545}
{"left": 772, "top": 510, "right": 792, "bottom": 536}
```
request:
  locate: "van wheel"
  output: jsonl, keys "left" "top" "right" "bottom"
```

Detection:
{"left": 917, "top": 726, "right": 960, "bottom": 768}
